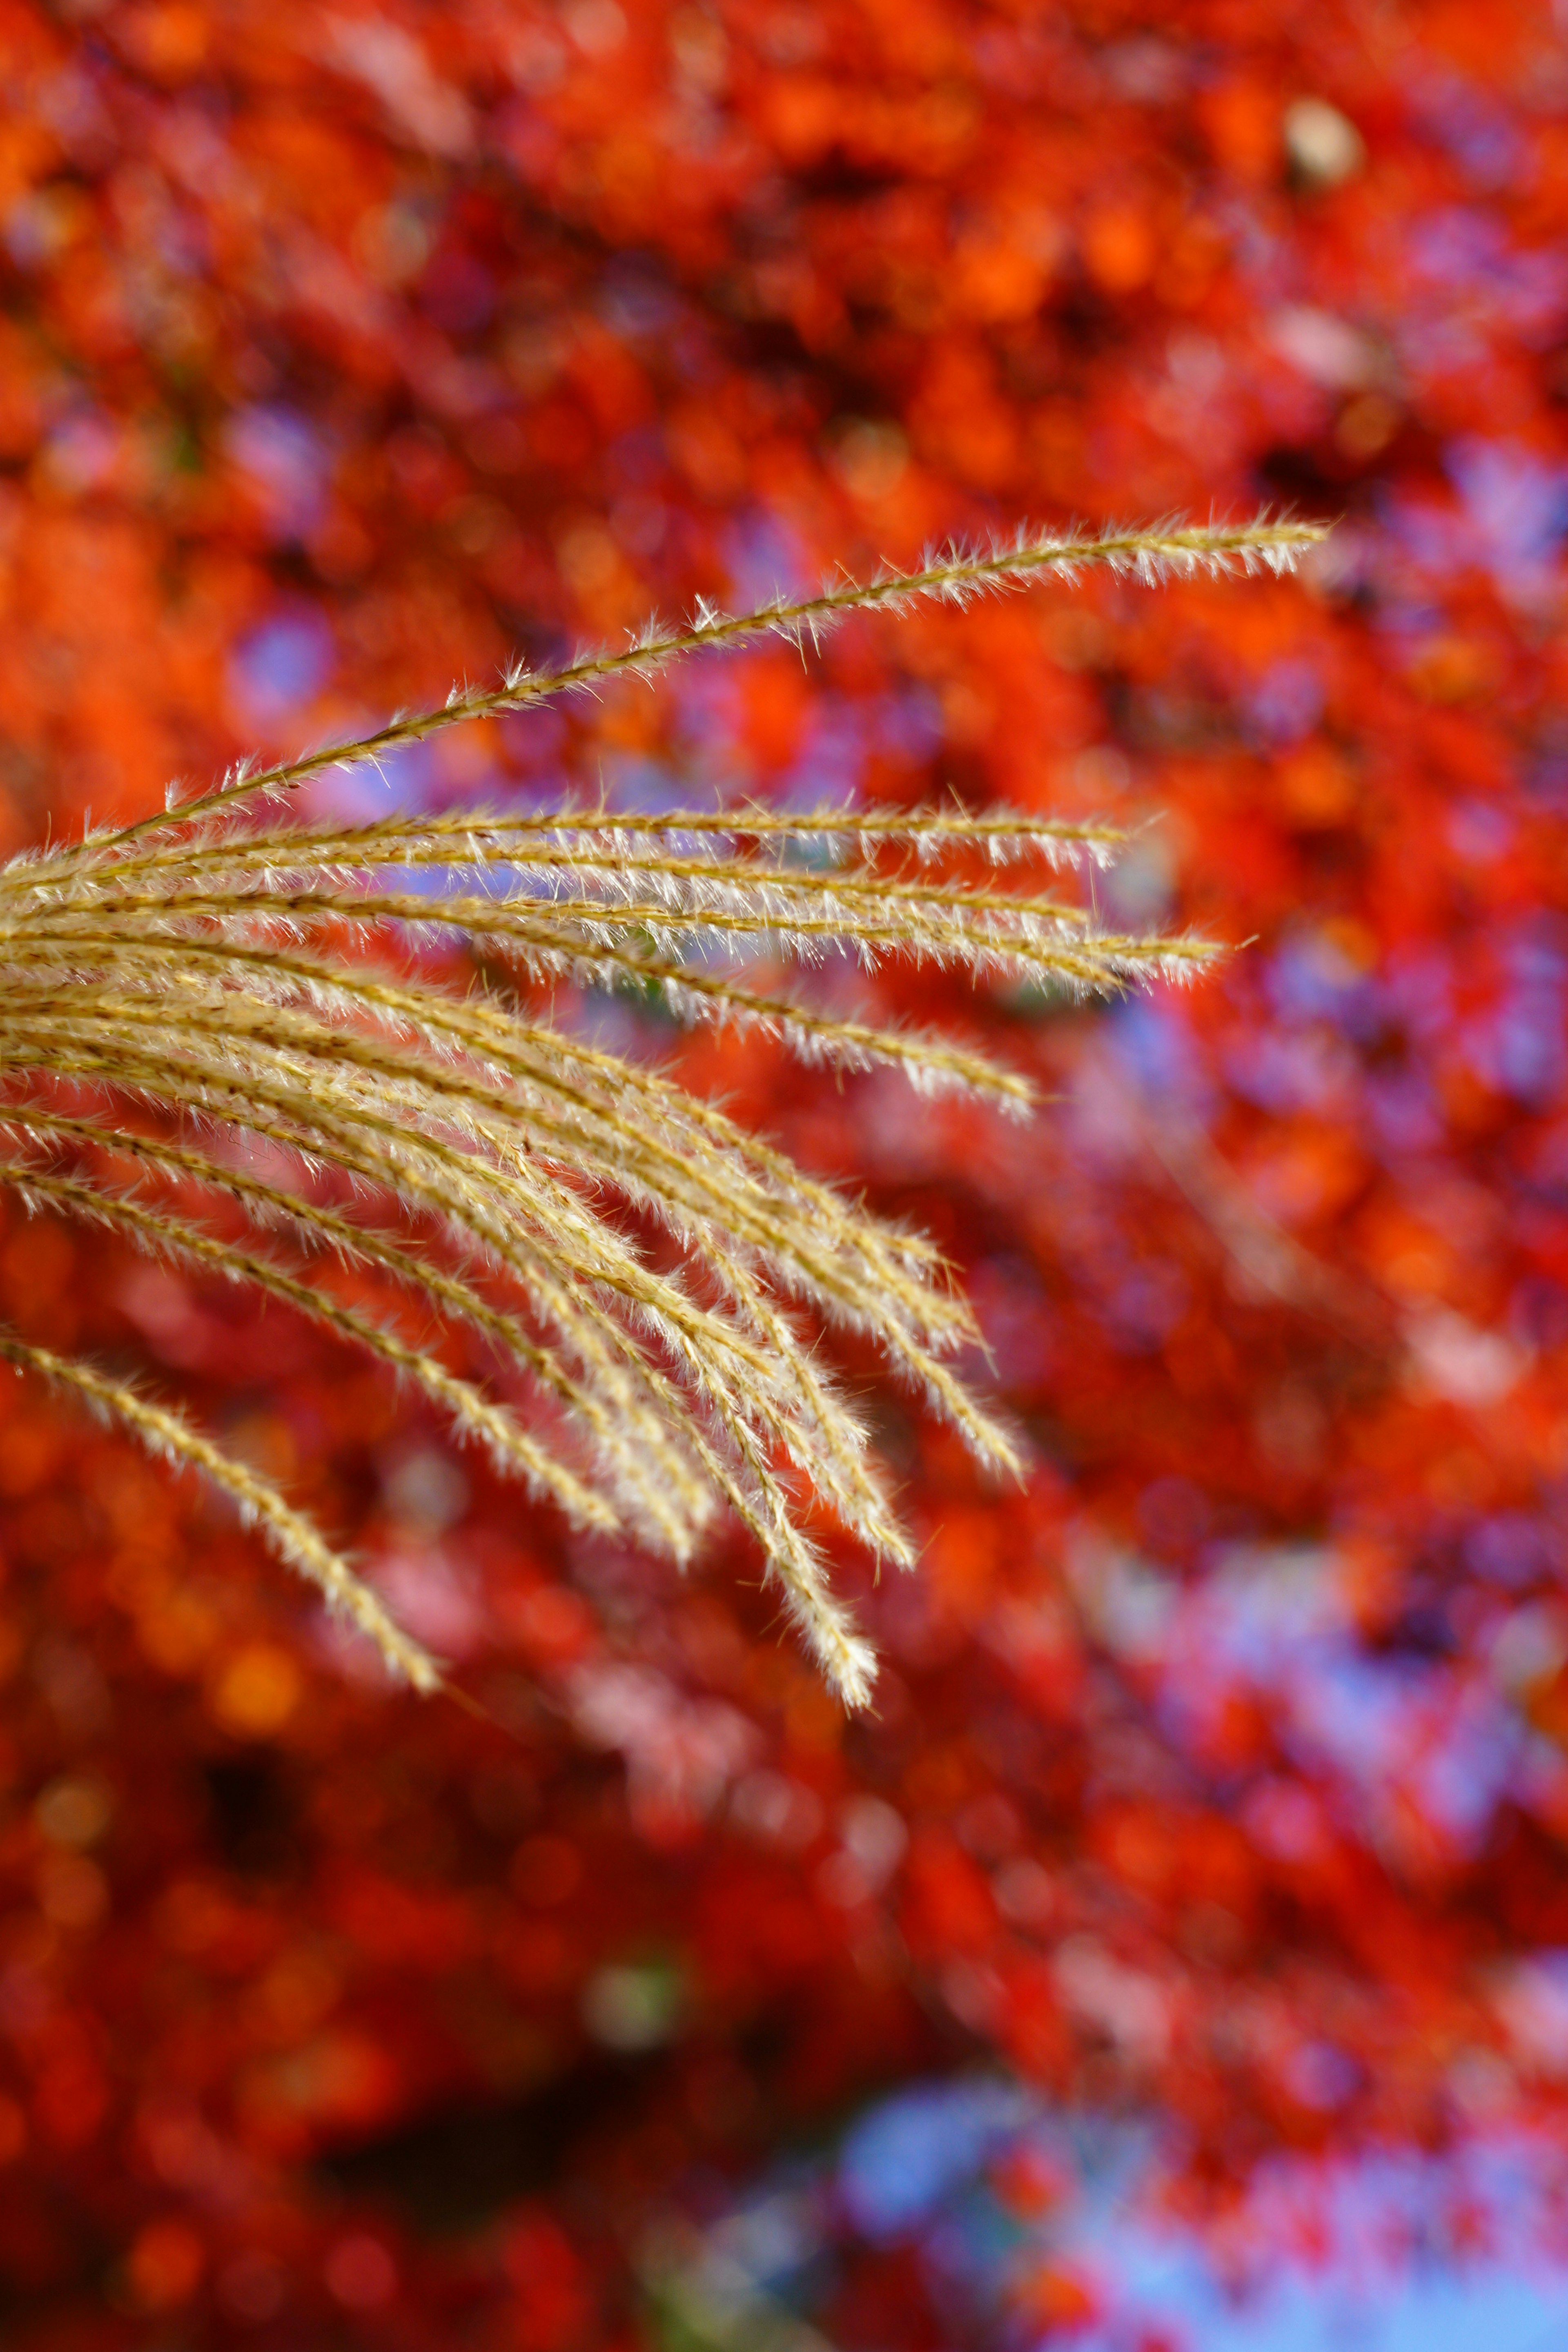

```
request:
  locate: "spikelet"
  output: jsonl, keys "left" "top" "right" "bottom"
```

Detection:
{"left": 0, "top": 516, "right": 1325, "bottom": 1703}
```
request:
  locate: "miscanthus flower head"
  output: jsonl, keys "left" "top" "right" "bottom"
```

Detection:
{"left": 0, "top": 517, "right": 1324, "bottom": 1706}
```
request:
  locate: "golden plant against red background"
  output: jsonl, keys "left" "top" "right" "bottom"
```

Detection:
{"left": 0, "top": 520, "right": 1319, "bottom": 1704}
{"left": 0, "top": 1, "right": 1563, "bottom": 2343}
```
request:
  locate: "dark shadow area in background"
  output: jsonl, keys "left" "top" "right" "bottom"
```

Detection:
{"left": 315, "top": 2052, "right": 662, "bottom": 2233}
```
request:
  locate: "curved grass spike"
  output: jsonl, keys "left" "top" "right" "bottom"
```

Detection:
{"left": 0, "top": 515, "right": 1326, "bottom": 1705}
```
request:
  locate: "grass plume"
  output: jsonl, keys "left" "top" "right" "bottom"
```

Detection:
{"left": 0, "top": 516, "right": 1325, "bottom": 1704}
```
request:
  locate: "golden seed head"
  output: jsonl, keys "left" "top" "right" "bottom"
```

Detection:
{"left": 0, "top": 517, "right": 1316, "bottom": 1702}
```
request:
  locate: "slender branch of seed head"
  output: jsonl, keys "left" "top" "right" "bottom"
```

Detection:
{"left": 46, "top": 811, "right": 1128, "bottom": 893}
{"left": 30, "top": 516, "right": 1325, "bottom": 860}
{"left": 570, "top": 954, "right": 1038, "bottom": 1109}
{"left": 35, "top": 841, "right": 1111, "bottom": 922}
{"left": 697, "top": 1234, "right": 912, "bottom": 1564}
{"left": 676, "top": 1403, "right": 880, "bottom": 1704}
{"left": 0, "top": 1325, "right": 441, "bottom": 1689}
{"left": 33, "top": 884, "right": 1213, "bottom": 992}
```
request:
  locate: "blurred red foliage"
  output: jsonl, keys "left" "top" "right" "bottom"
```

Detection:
{"left": 2, "top": 0, "right": 1568, "bottom": 2341}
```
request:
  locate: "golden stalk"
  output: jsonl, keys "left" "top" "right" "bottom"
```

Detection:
{"left": 29, "top": 516, "right": 1323, "bottom": 857}
{"left": 0, "top": 517, "right": 1321, "bottom": 1700}
{"left": 0, "top": 1329, "right": 441, "bottom": 1689}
